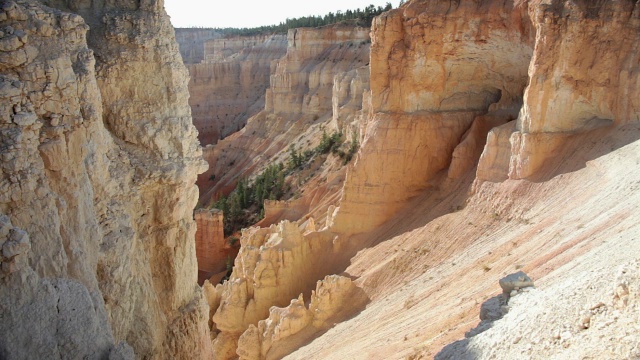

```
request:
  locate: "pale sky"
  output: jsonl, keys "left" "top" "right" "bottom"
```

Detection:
{"left": 165, "top": 0, "right": 400, "bottom": 28}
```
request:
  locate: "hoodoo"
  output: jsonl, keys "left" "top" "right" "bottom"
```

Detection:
{"left": 2, "top": 0, "right": 640, "bottom": 359}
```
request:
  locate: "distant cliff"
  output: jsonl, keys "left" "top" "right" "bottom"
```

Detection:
{"left": 175, "top": 28, "right": 221, "bottom": 64}
{"left": 187, "top": 35, "right": 287, "bottom": 145}
{"left": 197, "top": 24, "right": 371, "bottom": 221}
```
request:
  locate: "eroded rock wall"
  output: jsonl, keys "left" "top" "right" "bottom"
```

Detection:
{"left": 332, "top": 0, "right": 535, "bottom": 234}
{"left": 187, "top": 35, "right": 287, "bottom": 145}
{"left": 0, "top": 0, "right": 211, "bottom": 358}
{"left": 209, "top": 221, "right": 341, "bottom": 359}
{"left": 175, "top": 28, "right": 221, "bottom": 64}
{"left": 485, "top": 0, "right": 640, "bottom": 180}
{"left": 237, "top": 275, "right": 367, "bottom": 360}
{"left": 198, "top": 24, "right": 371, "bottom": 211}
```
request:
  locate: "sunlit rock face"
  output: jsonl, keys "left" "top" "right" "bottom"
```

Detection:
{"left": 236, "top": 275, "right": 367, "bottom": 360}
{"left": 0, "top": 0, "right": 211, "bottom": 358}
{"left": 504, "top": 0, "right": 640, "bottom": 179}
{"left": 332, "top": 0, "right": 535, "bottom": 234}
{"left": 209, "top": 221, "right": 341, "bottom": 359}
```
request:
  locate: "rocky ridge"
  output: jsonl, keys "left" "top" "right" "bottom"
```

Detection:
{"left": 197, "top": 24, "right": 372, "bottom": 226}
{"left": 186, "top": 34, "right": 287, "bottom": 145}
{"left": 200, "top": 0, "right": 640, "bottom": 359}
{"left": 0, "top": 0, "right": 211, "bottom": 358}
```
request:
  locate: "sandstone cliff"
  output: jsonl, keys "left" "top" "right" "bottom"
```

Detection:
{"left": 282, "top": 0, "right": 640, "bottom": 358}
{"left": 187, "top": 35, "right": 287, "bottom": 145}
{"left": 198, "top": 24, "right": 371, "bottom": 225}
{"left": 479, "top": 0, "right": 640, "bottom": 181}
{"left": 175, "top": 28, "right": 221, "bottom": 64}
{"left": 0, "top": 0, "right": 210, "bottom": 358}
{"left": 195, "top": 209, "right": 238, "bottom": 284}
{"left": 200, "top": 1, "right": 640, "bottom": 359}
{"left": 332, "top": 0, "right": 535, "bottom": 234}
{"left": 4, "top": 0, "right": 639, "bottom": 359}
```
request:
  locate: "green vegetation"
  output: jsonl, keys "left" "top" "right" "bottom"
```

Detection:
{"left": 212, "top": 162, "right": 287, "bottom": 236}
{"left": 287, "top": 130, "right": 347, "bottom": 172}
{"left": 211, "top": 3, "right": 394, "bottom": 38}
{"left": 211, "top": 130, "right": 360, "bottom": 236}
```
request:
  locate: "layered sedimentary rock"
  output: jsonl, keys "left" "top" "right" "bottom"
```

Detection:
{"left": 198, "top": 24, "right": 371, "bottom": 212}
{"left": 194, "top": 209, "right": 238, "bottom": 284}
{"left": 205, "top": 1, "right": 640, "bottom": 359}
{"left": 332, "top": 0, "right": 535, "bottom": 234}
{"left": 210, "top": 221, "right": 343, "bottom": 359}
{"left": 204, "top": 35, "right": 276, "bottom": 62}
{"left": 175, "top": 28, "right": 221, "bottom": 64}
{"left": 187, "top": 35, "right": 287, "bottom": 145}
{"left": 478, "top": 0, "right": 640, "bottom": 180}
{"left": 237, "top": 275, "right": 367, "bottom": 360}
{"left": 0, "top": 0, "right": 210, "bottom": 358}
{"left": 282, "top": 1, "right": 640, "bottom": 359}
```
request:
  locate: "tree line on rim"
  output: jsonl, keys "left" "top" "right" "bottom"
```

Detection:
{"left": 195, "top": 3, "right": 395, "bottom": 38}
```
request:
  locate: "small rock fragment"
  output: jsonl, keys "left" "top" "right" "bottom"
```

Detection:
{"left": 2, "top": 228, "right": 30, "bottom": 258}
{"left": 500, "top": 271, "right": 534, "bottom": 295}
{"left": 579, "top": 315, "right": 591, "bottom": 330}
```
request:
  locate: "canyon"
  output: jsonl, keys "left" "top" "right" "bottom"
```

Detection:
{"left": 1, "top": 0, "right": 639, "bottom": 360}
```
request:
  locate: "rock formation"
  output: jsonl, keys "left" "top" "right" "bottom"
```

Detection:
{"left": 332, "top": 0, "right": 535, "bottom": 234}
{"left": 236, "top": 275, "right": 368, "bottom": 360}
{"left": 197, "top": 1, "right": 640, "bottom": 359}
{"left": 194, "top": 209, "right": 238, "bottom": 284}
{"left": 480, "top": 0, "right": 640, "bottom": 180}
{"left": 209, "top": 221, "right": 344, "bottom": 358}
{"left": 0, "top": 0, "right": 211, "bottom": 358}
{"left": 186, "top": 35, "right": 287, "bottom": 145}
{"left": 3, "top": 0, "right": 640, "bottom": 359}
{"left": 175, "top": 28, "right": 221, "bottom": 64}
{"left": 198, "top": 24, "right": 371, "bottom": 218}
{"left": 279, "top": 1, "right": 640, "bottom": 359}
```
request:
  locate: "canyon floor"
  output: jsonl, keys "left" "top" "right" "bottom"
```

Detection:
{"left": 284, "top": 124, "right": 640, "bottom": 359}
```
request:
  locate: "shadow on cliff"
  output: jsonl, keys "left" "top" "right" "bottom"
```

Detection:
{"left": 363, "top": 169, "right": 477, "bottom": 250}
{"left": 434, "top": 294, "right": 508, "bottom": 360}
{"left": 527, "top": 123, "right": 640, "bottom": 183}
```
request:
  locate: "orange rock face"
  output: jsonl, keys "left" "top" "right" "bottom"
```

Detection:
{"left": 196, "top": 1, "right": 640, "bottom": 359}
{"left": 333, "top": 0, "right": 535, "bottom": 234}
{"left": 504, "top": 0, "right": 640, "bottom": 179}
{"left": 194, "top": 209, "right": 238, "bottom": 284}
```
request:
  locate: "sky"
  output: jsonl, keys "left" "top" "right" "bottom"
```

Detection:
{"left": 165, "top": 0, "right": 400, "bottom": 28}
